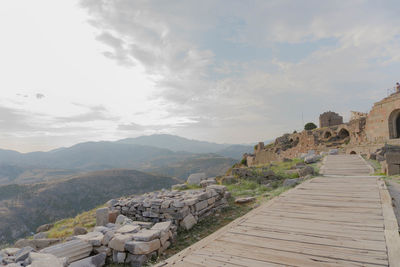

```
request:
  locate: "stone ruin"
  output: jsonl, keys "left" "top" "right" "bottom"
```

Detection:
{"left": 319, "top": 111, "right": 343, "bottom": 128}
{"left": 0, "top": 185, "right": 229, "bottom": 267}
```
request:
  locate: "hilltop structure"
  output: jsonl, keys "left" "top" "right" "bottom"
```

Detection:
{"left": 246, "top": 92, "right": 400, "bottom": 171}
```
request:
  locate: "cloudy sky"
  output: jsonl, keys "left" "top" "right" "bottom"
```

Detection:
{"left": 1, "top": 0, "right": 399, "bottom": 152}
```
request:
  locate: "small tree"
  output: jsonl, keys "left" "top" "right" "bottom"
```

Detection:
{"left": 304, "top": 122, "right": 317, "bottom": 130}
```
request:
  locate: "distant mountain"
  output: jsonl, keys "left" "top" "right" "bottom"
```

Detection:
{"left": 0, "top": 169, "right": 178, "bottom": 245}
{"left": 0, "top": 135, "right": 254, "bottom": 185}
{"left": 117, "top": 134, "right": 253, "bottom": 158}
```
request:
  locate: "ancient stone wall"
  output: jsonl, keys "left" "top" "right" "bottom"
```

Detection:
{"left": 319, "top": 111, "right": 343, "bottom": 128}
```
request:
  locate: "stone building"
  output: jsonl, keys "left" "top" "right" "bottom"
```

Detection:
{"left": 246, "top": 91, "right": 400, "bottom": 174}
{"left": 319, "top": 111, "right": 343, "bottom": 128}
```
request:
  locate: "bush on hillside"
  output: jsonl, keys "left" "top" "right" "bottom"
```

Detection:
{"left": 304, "top": 122, "right": 317, "bottom": 130}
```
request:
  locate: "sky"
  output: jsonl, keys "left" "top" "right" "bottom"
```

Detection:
{"left": 1, "top": 0, "right": 400, "bottom": 152}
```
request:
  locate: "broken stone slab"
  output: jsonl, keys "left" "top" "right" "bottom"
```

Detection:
{"left": 125, "top": 239, "right": 161, "bottom": 255}
{"left": 96, "top": 208, "right": 109, "bottom": 227}
{"left": 151, "top": 221, "right": 171, "bottom": 233}
{"left": 14, "top": 246, "right": 34, "bottom": 262}
{"left": 131, "top": 221, "right": 153, "bottom": 229}
{"left": 116, "top": 224, "right": 140, "bottom": 234}
{"left": 40, "top": 239, "right": 92, "bottom": 263}
{"left": 108, "top": 234, "right": 134, "bottom": 252}
{"left": 76, "top": 231, "right": 104, "bottom": 247}
{"left": 235, "top": 197, "right": 256, "bottom": 204}
{"left": 180, "top": 214, "right": 197, "bottom": 230}
{"left": 69, "top": 253, "right": 106, "bottom": 267}
{"left": 132, "top": 229, "right": 161, "bottom": 242}
{"left": 108, "top": 210, "right": 119, "bottom": 224}
{"left": 200, "top": 178, "right": 217, "bottom": 188}
{"left": 195, "top": 200, "right": 208, "bottom": 211}
{"left": 101, "top": 230, "right": 115, "bottom": 246}
{"left": 28, "top": 252, "right": 65, "bottom": 267}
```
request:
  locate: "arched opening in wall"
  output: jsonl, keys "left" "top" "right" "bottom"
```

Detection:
{"left": 338, "top": 128, "right": 350, "bottom": 139}
{"left": 350, "top": 151, "right": 357, "bottom": 155}
{"left": 324, "top": 131, "right": 332, "bottom": 139}
{"left": 388, "top": 109, "right": 400, "bottom": 139}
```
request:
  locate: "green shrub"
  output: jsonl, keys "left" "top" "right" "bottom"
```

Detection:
{"left": 240, "top": 158, "right": 247, "bottom": 166}
{"left": 304, "top": 122, "right": 317, "bottom": 130}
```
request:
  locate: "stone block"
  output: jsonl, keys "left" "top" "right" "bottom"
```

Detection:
{"left": 73, "top": 227, "right": 87, "bottom": 236}
{"left": 180, "top": 214, "right": 197, "bottom": 230}
{"left": 195, "top": 200, "right": 208, "bottom": 211}
{"left": 40, "top": 239, "right": 92, "bottom": 263}
{"left": 14, "top": 246, "right": 34, "bottom": 262}
{"left": 69, "top": 253, "right": 106, "bottom": 267}
{"left": 116, "top": 225, "right": 140, "bottom": 234}
{"left": 235, "top": 197, "right": 256, "bottom": 204}
{"left": 132, "top": 229, "right": 161, "bottom": 242}
{"left": 29, "top": 252, "right": 64, "bottom": 267}
{"left": 125, "top": 239, "right": 161, "bottom": 255}
{"left": 151, "top": 221, "right": 171, "bottom": 233}
{"left": 206, "top": 185, "right": 226, "bottom": 194}
{"left": 108, "top": 210, "right": 119, "bottom": 223}
{"left": 76, "top": 231, "right": 104, "bottom": 247}
{"left": 96, "top": 208, "right": 109, "bottom": 227}
{"left": 387, "top": 163, "right": 400, "bottom": 175}
{"left": 108, "top": 234, "right": 134, "bottom": 252}
{"left": 385, "top": 152, "right": 400, "bottom": 164}
{"left": 101, "top": 231, "right": 115, "bottom": 245}
{"left": 187, "top": 173, "right": 206, "bottom": 185}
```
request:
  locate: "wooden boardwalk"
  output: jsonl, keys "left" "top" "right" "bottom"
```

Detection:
{"left": 158, "top": 155, "right": 400, "bottom": 267}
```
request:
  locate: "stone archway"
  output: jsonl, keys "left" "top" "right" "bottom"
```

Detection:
{"left": 350, "top": 151, "right": 357, "bottom": 155}
{"left": 388, "top": 109, "right": 400, "bottom": 139}
{"left": 338, "top": 128, "right": 350, "bottom": 139}
{"left": 324, "top": 131, "right": 332, "bottom": 139}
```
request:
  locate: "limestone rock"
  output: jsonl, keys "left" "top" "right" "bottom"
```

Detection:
{"left": 73, "top": 227, "right": 87, "bottom": 236}
{"left": 69, "top": 253, "right": 106, "bottom": 267}
{"left": 132, "top": 229, "right": 161, "bottom": 242}
{"left": 125, "top": 239, "right": 161, "bottom": 255}
{"left": 29, "top": 252, "right": 64, "bottom": 267}
{"left": 151, "top": 221, "right": 171, "bottom": 233}
{"left": 33, "top": 232, "right": 48, "bottom": 240}
{"left": 116, "top": 225, "right": 140, "bottom": 234}
{"left": 180, "top": 214, "right": 197, "bottom": 230}
{"left": 76, "top": 231, "right": 104, "bottom": 247}
{"left": 40, "top": 239, "right": 92, "bottom": 263}
{"left": 14, "top": 246, "right": 34, "bottom": 262}
{"left": 297, "top": 166, "right": 314, "bottom": 177}
{"left": 36, "top": 224, "right": 53, "bottom": 233}
{"left": 235, "top": 197, "right": 256, "bottom": 204}
{"left": 304, "top": 155, "right": 321, "bottom": 164}
{"left": 328, "top": 149, "right": 339, "bottom": 155}
{"left": 187, "top": 173, "right": 206, "bottom": 185}
{"left": 283, "top": 178, "right": 301, "bottom": 187}
{"left": 200, "top": 178, "right": 217, "bottom": 188}
{"left": 96, "top": 208, "right": 109, "bottom": 227}
{"left": 108, "top": 234, "right": 134, "bottom": 252}
{"left": 15, "top": 238, "right": 60, "bottom": 250}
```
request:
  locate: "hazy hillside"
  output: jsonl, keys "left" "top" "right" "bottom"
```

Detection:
{"left": 117, "top": 134, "right": 253, "bottom": 158}
{"left": 0, "top": 135, "right": 251, "bottom": 185}
{"left": 0, "top": 169, "right": 178, "bottom": 245}
{"left": 145, "top": 156, "right": 236, "bottom": 180}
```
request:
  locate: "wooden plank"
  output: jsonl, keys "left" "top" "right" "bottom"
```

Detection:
{"left": 216, "top": 233, "right": 388, "bottom": 265}
{"left": 377, "top": 179, "right": 400, "bottom": 266}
